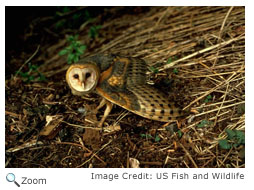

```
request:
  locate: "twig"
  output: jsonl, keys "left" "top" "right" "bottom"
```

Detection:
{"left": 213, "top": 83, "right": 230, "bottom": 126}
{"left": 14, "top": 45, "right": 40, "bottom": 79}
{"left": 179, "top": 142, "right": 198, "bottom": 168}
{"left": 77, "top": 139, "right": 112, "bottom": 167}
{"left": 213, "top": 6, "right": 234, "bottom": 67}
{"left": 155, "top": 7, "right": 170, "bottom": 27}
{"left": 55, "top": 141, "right": 106, "bottom": 166}
{"left": 6, "top": 140, "right": 43, "bottom": 153}
{"left": 61, "top": 120, "right": 101, "bottom": 130}
{"left": 5, "top": 110, "right": 20, "bottom": 118}
{"left": 194, "top": 101, "right": 244, "bottom": 117}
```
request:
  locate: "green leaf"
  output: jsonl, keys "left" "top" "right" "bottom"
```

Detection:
{"left": 197, "top": 120, "right": 212, "bottom": 128}
{"left": 177, "top": 130, "right": 183, "bottom": 138}
{"left": 66, "top": 46, "right": 73, "bottom": 51}
{"left": 67, "top": 35, "right": 78, "bottom": 42}
{"left": 96, "top": 25, "right": 102, "bottom": 29}
{"left": 55, "top": 20, "right": 66, "bottom": 29}
{"left": 225, "top": 129, "right": 236, "bottom": 140}
{"left": 219, "top": 139, "right": 232, "bottom": 149}
{"left": 29, "top": 64, "right": 39, "bottom": 70}
{"left": 73, "top": 55, "right": 80, "bottom": 63}
{"left": 76, "top": 46, "right": 86, "bottom": 55}
{"left": 140, "top": 134, "right": 153, "bottom": 139}
{"left": 84, "top": 10, "right": 91, "bottom": 20}
{"left": 28, "top": 75, "right": 35, "bottom": 81}
{"left": 149, "top": 66, "right": 159, "bottom": 74}
{"left": 235, "top": 130, "right": 245, "bottom": 145}
{"left": 67, "top": 54, "right": 75, "bottom": 64}
{"left": 223, "top": 129, "right": 245, "bottom": 148}
{"left": 173, "top": 68, "right": 178, "bottom": 74}
{"left": 79, "top": 45, "right": 87, "bottom": 51}
{"left": 204, "top": 95, "right": 212, "bottom": 103}
{"left": 167, "top": 56, "right": 178, "bottom": 64}
{"left": 167, "top": 57, "right": 173, "bottom": 64}
{"left": 89, "top": 25, "right": 101, "bottom": 38}
{"left": 59, "top": 49, "right": 68, "bottom": 55}
{"left": 73, "top": 41, "right": 81, "bottom": 47}
{"left": 74, "top": 34, "right": 79, "bottom": 40}
{"left": 237, "top": 103, "right": 245, "bottom": 115}
{"left": 146, "top": 134, "right": 153, "bottom": 139}
{"left": 67, "top": 36, "right": 73, "bottom": 42}
{"left": 154, "top": 135, "right": 160, "bottom": 142}
{"left": 62, "top": 7, "right": 70, "bottom": 13}
{"left": 73, "top": 13, "right": 82, "bottom": 20}
{"left": 68, "top": 53, "right": 75, "bottom": 60}
{"left": 61, "top": 34, "right": 86, "bottom": 65}
{"left": 38, "top": 73, "right": 46, "bottom": 81}
{"left": 18, "top": 71, "right": 29, "bottom": 78}
{"left": 235, "top": 130, "right": 244, "bottom": 140}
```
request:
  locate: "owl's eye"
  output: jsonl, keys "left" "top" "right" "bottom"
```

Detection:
{"left": 85, "top": 73, "right": 91, "bottom": 78}
{"left": 73, "top": 74, "right": 79, "bottom": 79}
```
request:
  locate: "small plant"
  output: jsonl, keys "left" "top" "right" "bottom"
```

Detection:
{"left": 219, "top": 129, "right": 245, "bottom": 150}
{"left": 237, "top": 103, "right": 245, "bottom": 115}
{"left": 72, "top": 12, "right": 82, "bottom": 20}
{"left": 167, "top": 56, "right": 178, "bottom": 64}
{"left": 140, "top": 133, "right": 161, "bottom": 142}
{"left": 56, "top": 6, "right": 71, "bottom": 15}
{"left": 149, "top": 66, "right": 159, "bottom": 74}
{"left": 88, "top": 25, "right": 101, "bottom": 39}
{"left": 55, "top": 20, "right": 66, "bottom": 30}
{"left": 204, "top": 94, "right": 212, "bottom": 103}
{"left": 16, "top": 62, "right": 46, "bottom": 82}
{"left": 176, "top": 130, "right": 183, "bottom": 138}
{"left": 173, "top": 68, "right": 179, "bottom": 74}
{"left": 197, "top": 119, "right": 213, "bottom": 128}
{"left": 55, "top": 9, "right": 92, "bottom": 30}
{"left": 154, "top": 135, "right": 161, "bottom": 142}
{"left": 140, "top": 133, "right": 153, "bottom": 139}
{"left": 59, "top": 35, "right": 86, "bottom": 64}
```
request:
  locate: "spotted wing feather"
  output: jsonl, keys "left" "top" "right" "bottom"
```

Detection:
{"left": 96, "top": 56, "right": 185, "bottom": 122}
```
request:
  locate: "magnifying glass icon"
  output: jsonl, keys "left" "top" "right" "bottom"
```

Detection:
{"left": 6, "top": 173, "right": 20, "bottom": 187}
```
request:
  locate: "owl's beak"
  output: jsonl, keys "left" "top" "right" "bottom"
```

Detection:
{"left": 80, "top": 74, "right": 86, "bottom": 89}
{"left": 81, "top": 82, "right": 85, "bottom": 89}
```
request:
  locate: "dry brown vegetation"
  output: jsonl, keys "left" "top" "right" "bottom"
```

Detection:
{"left": 6, "top": 6, "right": 245, "bottom": 168}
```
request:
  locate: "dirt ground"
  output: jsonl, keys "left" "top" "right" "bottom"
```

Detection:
{"left": 5, "top": 6, "right": 245, "bottom": 168}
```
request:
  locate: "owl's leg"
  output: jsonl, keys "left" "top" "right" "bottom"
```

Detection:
{"left": 98, "top": 100, "right": 113, "bottom": 128}
{"left": 94, "top": 98, "right": 107, "bottom": 113}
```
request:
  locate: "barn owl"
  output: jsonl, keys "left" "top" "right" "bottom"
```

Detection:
{"left": 66, "top": 54, "right": 187, "bottom": 127}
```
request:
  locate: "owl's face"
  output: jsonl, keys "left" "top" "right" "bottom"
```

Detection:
{"left": 66, "top": 64, "right": 100, "bottom": 95}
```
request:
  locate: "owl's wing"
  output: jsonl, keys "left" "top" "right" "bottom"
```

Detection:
{"left": 96, "top": 56, "right": 186, "bottom": 122}
{"left": 126, "top": 84, "right": 186, "bottom": 121}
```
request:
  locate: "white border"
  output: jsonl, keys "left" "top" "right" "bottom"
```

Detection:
{"left": 1, "top": 0, "right": 248, "bottom": 6}
{"left": 1, "top": 1, "right": 252, "bottom": 190}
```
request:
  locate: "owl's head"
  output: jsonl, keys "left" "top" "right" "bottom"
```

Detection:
{"left": 66, "top": 63, "right": 100, "bottom": 96}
